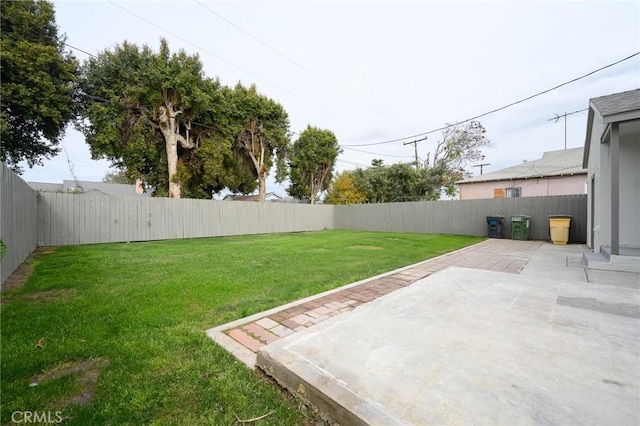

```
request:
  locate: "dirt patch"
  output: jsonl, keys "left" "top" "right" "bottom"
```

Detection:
{"left": 308, "top": 248, "right": 329, "bottom": 253}
{"left": 30, "top": 358, "right": 109, "bottom": 409}
{"left": 252, "top": 368, "right": 335, "bottom": 426}
{"left": 1, "top": 247, "right": 57, "bottom": 293}
{"left": 348, "top": 245, "right": 383, "bottom": 250}
{"left": 2, "top": 289, "right": 77, "bottom": 304}
{"left": 1, "top": 262, "right": 35, "bottom": 293}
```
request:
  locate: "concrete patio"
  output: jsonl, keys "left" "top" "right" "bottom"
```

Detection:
{"left": 207, "top": 240, "right": 639, "bottom": 425}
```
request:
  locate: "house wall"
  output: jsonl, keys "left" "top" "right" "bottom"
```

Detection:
{"left": 1, "top": 164, "right": 38, "bottom": 284}
{"left": 588, "top": 117, "right": 640, "bottom": 252}
{"left": 619, "top": 134, "right": 640, "bottom": 248}
{"left": 458, "top": 174, "right": 586, "bottom": 200}
{"left": 587, "top": 111, "right": 605, "bottom": 250}
{"left": 334, "top": 195, "right": 587, "bottom": 242}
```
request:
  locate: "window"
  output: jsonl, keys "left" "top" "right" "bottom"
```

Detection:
{"left": 505, "top": 187, "right": 521, "bottom": 198}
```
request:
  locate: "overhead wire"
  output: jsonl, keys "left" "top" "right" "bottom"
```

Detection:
{"left": 66, "top": 39, "right": 305, "bottom": 136}
{"left": 65, "top": 42, "right": 221, "bottom": 132}
{"left": 65, "top": 8, "right": 638, "bottom": 164}
{"left": 192, "top": 0, "right": 415, "bottom": 131}
{"left": 193, "top": 1, "right": 348, "bottom": 97}
{"left": 106, "top": 0, "right": 352, "bottom": 124}
{"left": 341, "top": 51, "right": 640, "bottom": 147}
{"left": 342, "top": 146, "right": 413, "bottom": 159}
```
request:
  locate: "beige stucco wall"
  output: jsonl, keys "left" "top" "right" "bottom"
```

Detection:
{"left": 458, "top": 174, "right": 587, "bottom": 200}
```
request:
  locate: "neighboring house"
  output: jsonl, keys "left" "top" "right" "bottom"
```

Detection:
{"left": 29, "top": 179, "right": 148, "bottom": 197}
{"left": 457, "top": 148, "right": 587, "bottom": 200}
{"left": 223, "top": 192, "right": 283, "bottom": 202}
{"left": 582, "top": 88, "right": 640, "bottom": 273}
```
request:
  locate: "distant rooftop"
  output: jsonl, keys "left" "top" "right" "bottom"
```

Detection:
{"left": 458, "top": 147, "right": 586, "bottom": 184}
{"left": 223, "top": 192, "right": 284, "bottom": 202}
{"left": 28, "top": 180, "right": 149, "bottom": 197}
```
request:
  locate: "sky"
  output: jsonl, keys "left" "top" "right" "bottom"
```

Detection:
{"left": 19, "top": 0, "right": 640, "bottom": 198}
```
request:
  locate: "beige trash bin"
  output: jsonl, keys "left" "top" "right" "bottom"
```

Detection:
{"left": 548, "top": 215, "right": 571, "bottom": 245}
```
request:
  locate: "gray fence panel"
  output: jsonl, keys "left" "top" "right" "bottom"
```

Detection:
{"left": 7, "top": 181, "right": 586, "bottom": 276}
{"left": 37, "top": 193, "right": 335, "bottom": 246}
{"left": 1, "top": 165, "right": 38, "bottom": 284}
{"left": 334, "top": 195, "right": 587, "bottom": 242}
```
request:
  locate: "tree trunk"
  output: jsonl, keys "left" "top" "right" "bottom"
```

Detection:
{"left": 309, "top": 177, "right": 316, "bottom": 205}
{"left": 238, "top": 118, "right": 267, "bottom": 202}
{"left": 158, "top": 104, "right": 194, "bottom": 199}
{"left": 166, "top": 136, "right": 180, "bottom": 198}
{"left": 258, "top": 172, "right": 266, "bottom": 202}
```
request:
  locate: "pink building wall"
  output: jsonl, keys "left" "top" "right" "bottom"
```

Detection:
{"left": 458, "top": 174, "right": 587, "bottom": 200}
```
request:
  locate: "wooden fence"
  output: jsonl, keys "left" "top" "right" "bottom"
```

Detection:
{"left": 37, "top": 192, "right": 334, "bottom": 246}
{"left": 1, "top": 163, "right": 587, "bottom": 284}
{"left": 334, "top": 195, "right": 587, "bottom": 242}
{"left": 1, "top": 165, "right": 38, "bottom": 284}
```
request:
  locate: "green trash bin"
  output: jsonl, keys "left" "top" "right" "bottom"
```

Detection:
{"left": 510, "top": 215, "right": 531, "bottom": 240}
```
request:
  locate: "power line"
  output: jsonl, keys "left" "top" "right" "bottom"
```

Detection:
{"left": 106, "top": 0, "right": 349, "bottom": 122}
{"left": 342, "top": 146, "right": 413, "bottom": 158}
{"left": 336, "top": 158, "right": 365, "bottom": 167}
{"left": 64, "top": 44, "right": 223, "bottom": 134}
{"left": 193, "top": 1, "right": 347, "bottom": 97}
{"left": 192, "top": 0, "right": 414, "bottom": 130}
{"left": 341, "top": 51, "right": 640, "bottom": 147}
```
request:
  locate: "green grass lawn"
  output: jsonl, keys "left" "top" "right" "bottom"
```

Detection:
{"left": 1, "top": 230, "right": 483, "bottom": 425}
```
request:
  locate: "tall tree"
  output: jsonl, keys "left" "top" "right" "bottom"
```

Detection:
{"left": 426, "top": 120, "right": 491, "bottom": 196}
{"left": 353, "top": 159, "right": 389, "bottom": 203}
{"left": 102, "top": 169, "right": 132, "bottom": 184}
{"left": 288, "top": 126, "right": 341, "bottom": 204}
{"left": 225, "top": 83, "right": 290, "bottom": 202}
{"left": 324, "top": 170, "right": 367, "bottom": 205}
{"left": 0, "top": 0, "right": 78, "bottom": 173}
{"left": 77, "top": 39, "right": 223, "bottom": 198}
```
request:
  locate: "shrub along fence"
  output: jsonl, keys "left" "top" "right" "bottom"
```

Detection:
{"left": 1, "top": 163, "right": 587, "bottom": 284}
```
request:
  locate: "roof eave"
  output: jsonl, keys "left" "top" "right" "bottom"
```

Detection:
{"left": 601, "top": 109, "right": 640, "bottom": 124}
{"left": 583, "top": 106, "right": 595, "bottom": 168}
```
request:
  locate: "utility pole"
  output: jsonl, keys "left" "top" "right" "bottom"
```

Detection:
{"left": 403, "top": 136, "right": 427, "bottom": 170}
{"left": 473, "top": 163, "right": 490, "bottom": 175}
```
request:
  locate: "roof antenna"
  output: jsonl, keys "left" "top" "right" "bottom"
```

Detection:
{"left": 472, "top": 163, "right": 490, "bottom": 175}
{"left": 547, "top": 108, "right": 588, "bottom": 150}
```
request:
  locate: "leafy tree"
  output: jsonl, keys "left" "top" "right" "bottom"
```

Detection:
{"left": 348, "top": 159, "right": 447, "bottom": 203}
{"left": 325, "top": 170, "right": 367, "bottom": 205}
{"left": 77, "top": 39, "right": 226, "bottom": 198}
{"left": 0, "top": 0, "right": 78, "bottom": 173}
{"left": 349, "top": 121, "right": 491, "bottom": 202}
{"left": 353, "top": 161, "right": 418, "bottom": 202}
{"left": 224, "top": 83, "right": 290, "bottom": 202}
{"left": 288, "top": 126, "right": 341, "bottom": 204}
{"left": 425, "top": 120, "right": 491, "bottom": 196}
{"left": 103, "top": 169, "right": 132, "bottom": 184}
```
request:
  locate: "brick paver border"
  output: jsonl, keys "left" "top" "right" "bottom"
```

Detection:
{"left": 207, "top": 239, "right": 543, "bottom": 367}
